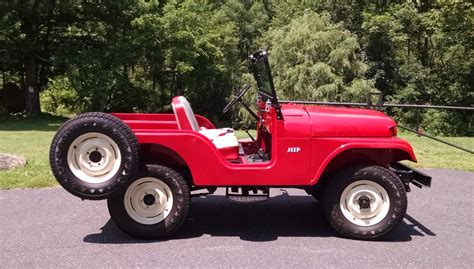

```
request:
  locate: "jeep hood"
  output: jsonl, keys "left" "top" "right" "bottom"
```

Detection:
{"left": 281, "top": 104, "right": 397, "bottom": 137}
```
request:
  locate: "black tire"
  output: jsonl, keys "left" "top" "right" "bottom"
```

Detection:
{"left": 49, "top": 112, "right": 139, "bottom": 200}
{"left": 307, "top": 173, "right": 333, "bottom": 202}
{"left": 322, "top": 165, "right": 407, "bottom": 240}
{"left": 107, "top": 164, "right": 190, "bottom": 239}
{"left": 305, "top": 188, "right": 320, "bottom": 201}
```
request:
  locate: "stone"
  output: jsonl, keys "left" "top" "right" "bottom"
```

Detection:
{"left": 0, "top": 153, "right": 27, "bottom": 170}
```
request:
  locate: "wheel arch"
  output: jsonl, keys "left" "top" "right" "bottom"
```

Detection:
{"left": 139, "top": 143, "right": 194, "bottom": 186}
{"left": 311, "top": 146, "right": 415, "bottom": 187}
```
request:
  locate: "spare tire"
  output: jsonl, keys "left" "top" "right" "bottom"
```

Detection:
{"left": 49, "top": 112, "right": 139, "bottom": 200}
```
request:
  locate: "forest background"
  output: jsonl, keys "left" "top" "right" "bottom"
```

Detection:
{"left": 1, "top": 0, "right": 472, "bottom": 135}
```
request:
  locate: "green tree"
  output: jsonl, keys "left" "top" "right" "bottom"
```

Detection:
{"left": 0, "top": 0, "right": 76, "bottom": 115}
{"left": 362, "top": 1, "right": 473, "bottom": 134}
{"left": 266, "top": 11, "right": 375, "bottom": 101}
{"left": 236, "top": 10, "right": 376, "bottom": 127}
{"left": 221, "top": 0, "right": 271, "bottom": 59}
{"left": 128, "top": 1, "right": 239, "bottom": 117}
{"left": 1, "top": 0, "right": 471, "bottom": 134}
{"left": 271, "top": 0, "right": 371, "bottom": 33}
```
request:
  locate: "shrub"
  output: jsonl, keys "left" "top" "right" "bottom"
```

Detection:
{"left": 40, "top": 76, "right": 80, "bottom": 116}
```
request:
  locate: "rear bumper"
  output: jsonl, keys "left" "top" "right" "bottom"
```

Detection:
{"left": 391, "top": 162, "right": 432, "bottom": 190}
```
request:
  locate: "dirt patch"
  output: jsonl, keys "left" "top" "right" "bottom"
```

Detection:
{"left": 0, "top": 153, "right": 26, "bottom": 170}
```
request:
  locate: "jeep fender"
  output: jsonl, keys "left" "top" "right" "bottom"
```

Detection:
{"left": 310, "top": 138, "right": 416, "bottom": 185}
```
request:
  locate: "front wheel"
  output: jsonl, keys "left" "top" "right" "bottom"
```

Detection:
{"left": 322, "top": 165, "right": 407, "bottom": 240}
{"left": 107, "top": 164, "right": 190, "bottom": 239}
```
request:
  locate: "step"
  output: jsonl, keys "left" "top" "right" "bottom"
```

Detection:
{"left": 226, "top": 187, "right": 269, "bottom": 203}
{"left": 227, "top": 195, "right": 269, "bottom": 203}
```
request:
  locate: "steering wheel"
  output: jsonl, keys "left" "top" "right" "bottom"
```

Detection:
{"left": 222, "top": 84, "right": 251, "bottom": 113}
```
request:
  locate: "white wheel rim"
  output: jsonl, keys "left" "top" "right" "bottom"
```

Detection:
{"left": 124, "top": 177, "right": 174, "bottom": 225}
{"left": 66, "top": 132, "right": 122, "bottom": 184}
{"left": 340, "top": 180, "right": 390, "bottom": 226}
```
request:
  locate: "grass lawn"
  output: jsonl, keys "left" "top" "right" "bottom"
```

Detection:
{"left": 1, "top": 117, "right": 473, "bottom": 189}
{"left": 0, "top": 115, "right": 67, "bottom": 189}
{"left": 398, "top": 131, "right": 473, "bottom": 172}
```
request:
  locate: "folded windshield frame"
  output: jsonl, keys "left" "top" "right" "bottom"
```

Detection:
{"left": 249, "top": 49, "right": 283, "bottom": 120}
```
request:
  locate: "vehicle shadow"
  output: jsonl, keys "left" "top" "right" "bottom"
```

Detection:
{"left": 83, "top": 192, "right": 436, "bottom": 244}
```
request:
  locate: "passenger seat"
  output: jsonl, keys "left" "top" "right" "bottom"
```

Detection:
{"left": 171, "top": 96, "right": 239, "bottom": 160}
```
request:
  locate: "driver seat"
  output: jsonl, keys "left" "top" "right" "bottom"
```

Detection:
{"left": 171, "top": 96, "right": 239, "bottom": 160}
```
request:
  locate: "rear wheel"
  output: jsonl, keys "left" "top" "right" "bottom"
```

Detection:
{"left": 107, "top": 164, "right": 190, "bottom": 239}
{"left": 322, "top": 165, "right": 407, "bottom": 240}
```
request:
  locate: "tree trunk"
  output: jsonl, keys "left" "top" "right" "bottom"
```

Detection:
{"left": 24, "top": 56, "right": 41, "bottom": 115}
{"left": 21, "top": 17, "right": 41, "bottom": 115}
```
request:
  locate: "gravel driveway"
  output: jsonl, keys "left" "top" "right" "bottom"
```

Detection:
{"left": 0, "top": 169, "right": 472, "bottom": 268}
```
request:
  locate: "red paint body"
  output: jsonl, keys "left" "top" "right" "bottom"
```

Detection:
{"left": 112, "top": 101, "right": 416, "bottom": 187}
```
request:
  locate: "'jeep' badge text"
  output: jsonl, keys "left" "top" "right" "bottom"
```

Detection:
{"left": 287, "top": 147, "right": 301, "bottom": 153}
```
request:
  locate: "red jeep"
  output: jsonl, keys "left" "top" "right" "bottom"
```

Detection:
{"left": 50, "top": 49, "right": 431, "bottom": 240}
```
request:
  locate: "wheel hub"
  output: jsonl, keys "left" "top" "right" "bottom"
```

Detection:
{"left": 66, "top": 132, "right": 122, "bottom": 184}
{"left": 124, "top": 177, "right": 174, "bottom": 225}
{"left": 143, "top": 194, "right": 156, "bottom": 206}
{"left": 340, "top": 180, "right": 390, "bottom": 226}
{"left": 89, "top": 150, "right": 103, "bottom": 163}
{"left": 358, "top": 196, "right": 371, "bottom": 209}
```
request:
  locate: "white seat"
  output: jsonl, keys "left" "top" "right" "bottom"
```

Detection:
{"left": 199, "top": 128, "right": 239, "bottom": 149}
{"left": 171, "top": 96, "right": 239, "bottom": 158}
{"left": 198, "top": 128, "right": 233, "bottom": 140}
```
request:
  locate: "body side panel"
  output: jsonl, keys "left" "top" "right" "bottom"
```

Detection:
{"left": 135, "top": 130, "right": 311, "bottom": 186}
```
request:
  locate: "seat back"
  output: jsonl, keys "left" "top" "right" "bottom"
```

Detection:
{"left": 171, "top": 96, "right": 200, "bottom": 131}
